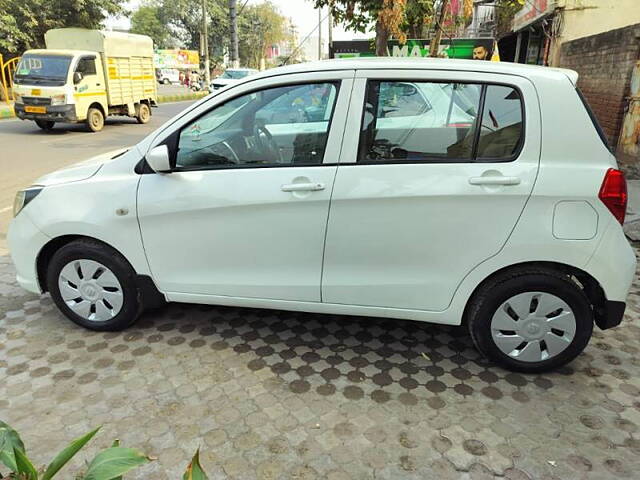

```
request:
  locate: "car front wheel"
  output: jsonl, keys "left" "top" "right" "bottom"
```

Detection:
{"left": 46, "top": 239, "right": 141, "bottom": 331}
{"left": 467, "top": 267, "right": 593, "bottom": 373}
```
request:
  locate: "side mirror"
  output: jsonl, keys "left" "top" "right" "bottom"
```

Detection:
{"left": 146, "top": 145, "right": 172, "bottom": 173}
{"left": 73, "top": 72, "right": 83, "bottom": 84}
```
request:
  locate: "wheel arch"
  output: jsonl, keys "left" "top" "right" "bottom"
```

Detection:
{"left": 36, "top": 234, "right": 165, "bottom": 309}
{"left": 88, "top": 101, "right": 106, "bottom": 118}
{"left": 462, "top": 261, "right": 606, "bottom": 328}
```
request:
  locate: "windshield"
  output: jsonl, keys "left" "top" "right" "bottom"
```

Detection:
{"left": 14, "top": 54, "right": 72, "bottom": 86}
{"left": 219, "top": 70, "right": 252, "bottom": 80}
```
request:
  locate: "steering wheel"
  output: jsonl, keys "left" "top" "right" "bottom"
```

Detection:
{"left": 253, "top": 119, "right": 283, "bottom": 163}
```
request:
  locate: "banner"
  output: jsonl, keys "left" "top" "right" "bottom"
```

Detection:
{"left": 154, "top": 49, "right": 200, "bottom": 69}
{"left": 330, "top": 38, "right": 499, "bottom": 61}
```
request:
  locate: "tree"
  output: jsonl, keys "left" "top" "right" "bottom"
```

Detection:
{"left": 238, "top": 1, "right": 289, "bottom": 68}
{"left": 313, "top": 0, "right": 408, "bottom": 56}
{"left": 0, "top": 0, "right": 126, "bottom": 57}
{"left": 130, "top": 4, "right": 172, "bottom": 48}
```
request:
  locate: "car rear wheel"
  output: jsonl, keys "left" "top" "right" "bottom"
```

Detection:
{"left": 136, "top": 103, "right": 151, "bottom": 124}
{"left": 35, "top": 120, "right": 55, "bottom": 131}
{"left": 86, "top": 107, "right": 104, "bottom": 132}
{"left": 46, "top": 239, "right": 141, "bottom": 331}
{"left": 466, "top": 267, "right": 593, "bottom": 373}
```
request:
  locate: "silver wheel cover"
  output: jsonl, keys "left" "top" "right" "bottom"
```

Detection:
{"left": 490, "top": 291, "right": 576, "bottom": 363}
{"left": 58, "top": 259, "right": 124, "bottom": 322}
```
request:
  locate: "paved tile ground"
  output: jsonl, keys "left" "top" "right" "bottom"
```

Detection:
{"left": 1, "top": 250, "right": 640, "bottom": 480}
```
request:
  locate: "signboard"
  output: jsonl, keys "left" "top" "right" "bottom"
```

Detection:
{"left": 512, "top": 0, "right": 555, "bottom": 32}
{"left": 331, "top": 38, "right": 498, "bottom": 61}
{"left": 154, "top": 49, "right": 200, "bottom": 69}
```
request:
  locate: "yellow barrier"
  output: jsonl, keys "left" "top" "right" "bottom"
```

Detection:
{"left": 0, "top": 54, "right": 20, "bottom": 103}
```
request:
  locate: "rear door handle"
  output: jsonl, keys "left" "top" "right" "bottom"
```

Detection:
{"left": 281, "top": 182, "right": 325, "bottom": 192}
{"left": 469, "top": 176, "right": 521, "bottom": 186}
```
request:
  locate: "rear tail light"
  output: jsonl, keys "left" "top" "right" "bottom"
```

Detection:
{"left": 598, "top": 168, "right": 627, "bottom": 225}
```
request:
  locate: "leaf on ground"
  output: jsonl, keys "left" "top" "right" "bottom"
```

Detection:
{"left": 183, "top": 448, "right": 208, "bottom": 480}
{"left": 0, "top": 421, "right": 26, "bottom": 472}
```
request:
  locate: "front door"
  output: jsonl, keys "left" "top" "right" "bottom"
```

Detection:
{"left": 138, "top": 74, "right": 351, "bottom": 301}
{"left": 322, "top": 70, "right": 541, "bottom": 311}
{"left": 72, "top": 55, "right": 103, "bottom": 119}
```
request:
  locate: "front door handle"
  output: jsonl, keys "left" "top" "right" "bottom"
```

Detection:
{"left": 469, "top": 176, "right": 521, "bottom": 186}
{"left": 281, "top": 182, "right": 325, "bottom": 192}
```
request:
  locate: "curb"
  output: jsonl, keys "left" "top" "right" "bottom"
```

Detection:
{"left": 157, "top": 92, "right": 208, "bottom": 104}
{"left": 0, "top": 93, "right": 204, "bottom": 120}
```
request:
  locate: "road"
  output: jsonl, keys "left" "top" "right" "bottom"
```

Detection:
{"left": 0, "top": 101, "right": 195, "bottom": 253}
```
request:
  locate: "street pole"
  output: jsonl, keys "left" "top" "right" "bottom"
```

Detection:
{"left": 202, "top": 0, "right": 210, "bottom": 86}
{"left": 328, "top": 1, "right": 333, "bottom": 59}
{"left": 430, "top": 0, "right": 450, "bottom": 57}
{"left": 230, "top": 0, "right": 240, "bottom": 68}
{"left": 318, "top": 7, "right": 322, "bottom": 60}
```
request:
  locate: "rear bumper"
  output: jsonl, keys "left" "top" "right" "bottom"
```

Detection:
{"left": 15, "top": 103, "right": 78, "bottom": 123}
{"left": 596, "top": 300, "right": 626, "bottom": 330}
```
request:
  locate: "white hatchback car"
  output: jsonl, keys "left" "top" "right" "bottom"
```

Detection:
{"left": 9, "top": 58, "right": 635, "bottom": 372}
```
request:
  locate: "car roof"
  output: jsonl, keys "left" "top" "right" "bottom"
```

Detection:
{"left": 250, "top": 57, "right": 579, "bottom": 85}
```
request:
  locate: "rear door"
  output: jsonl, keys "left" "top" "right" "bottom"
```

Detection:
{"left": 322, "top": 69, "right": 541, "bottom": 311}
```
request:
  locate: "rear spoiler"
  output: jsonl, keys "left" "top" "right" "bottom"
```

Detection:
{"left": 561, "top": 69, "right": 579, "bottom": 86}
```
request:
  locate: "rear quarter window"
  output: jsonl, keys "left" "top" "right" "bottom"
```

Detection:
{"left": 576, "top": 88, "right": 611, "bottom": 152}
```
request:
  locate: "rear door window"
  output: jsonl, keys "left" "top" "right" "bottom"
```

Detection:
{"left": 358, "top": 80, "right": 524, "bottom": 163}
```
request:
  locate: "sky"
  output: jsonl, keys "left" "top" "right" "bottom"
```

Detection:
{"left": 105, "top": 0, "right": 372, "bottom": 42}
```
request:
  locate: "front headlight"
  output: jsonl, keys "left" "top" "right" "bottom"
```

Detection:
{"left": 13, "top": 187, "right": 43, "bottom": 217}
{"left": 50, "top": 94, "right": 66, "bottom": 106}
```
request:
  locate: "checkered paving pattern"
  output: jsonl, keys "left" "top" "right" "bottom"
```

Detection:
{"left": 1, "top": 251, "right": 640, "bottom": 479}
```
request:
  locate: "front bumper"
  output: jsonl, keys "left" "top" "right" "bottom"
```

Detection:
{"left": 7, "top": 210, "right": 50, "bottom": 294}
{"left": 14, "top": 103, "right": 77, "bottom": 123}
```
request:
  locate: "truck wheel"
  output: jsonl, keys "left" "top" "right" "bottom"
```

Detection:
{"left": 86, "top": 107, "right": 104, "bottom": 132}
{"left": 136, "top": 103, "right": 151, "bottom": 124}
{"left": 35, "top": 120, "right": 55, "bottom": 131}
{"left": 162, "top": 78, "right": 170, "bottom": 85}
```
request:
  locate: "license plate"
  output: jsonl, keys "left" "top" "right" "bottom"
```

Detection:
{"left": 25, "top": 106, "right": 46, "bottom": 114}
{"left": 31, "top": 89, "right": 41, "bottom": 95}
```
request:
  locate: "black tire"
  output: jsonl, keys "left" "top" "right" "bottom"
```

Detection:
{"left": 35, "top": 119, "right": 55, "bottom": 131}
{"left": 162, "top": 78, "right": 170, "bottom": 85}
{"left": 466, "top": 266, "right": 593, "bottom": 373}
{"left": 136, "top": 103, "right": 151, "bottom": 124}
{"left": 46, "top": 239, "right": 142, "bottom": 331}
{"left": 86, "top": 107, "right": 104, "bottom": 132}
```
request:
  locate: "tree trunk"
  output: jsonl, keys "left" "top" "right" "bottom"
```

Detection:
{"left": 375, "top": 19, "right": 388, "bottom": 56}
{"left": 430, "top": 0, "right": 450, "bottom": 57}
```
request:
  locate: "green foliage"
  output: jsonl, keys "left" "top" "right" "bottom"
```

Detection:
{"left": 182, "top": 448, "right": 208, "bottom": 480}
{"left": 14, "top": 447, "right": 38, "bottom": 480}
{"left": 41, "top": 427, "right": 101, "bottom": 480}
{"left": 312, "top": 0, "right": 383, "bottom": 33}
{"left": 0, "top": 0, "right": 127, "bottom": 57}
{"left": 82, "top": 447, "right": 151, "bottom": 480}
{"left": 238, "top": 1, "right": 289, "bottom": 69}
{"left": 131, "top": 4, "right": 171, "bottom": 48}
{"left": 0, "top": 421, "right": 213, "bottom": 479}
{"left": 0, "top": 420, "right": 25, "bottom": 472}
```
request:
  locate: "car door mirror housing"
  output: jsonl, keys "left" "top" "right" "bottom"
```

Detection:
{"left": 73, "top": 72, "right": 83, "bottom": 84}
{"left": 146, "top": 145, "right": 172, "bottom": 173}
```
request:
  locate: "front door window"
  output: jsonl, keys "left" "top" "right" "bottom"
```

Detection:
{"left": 176, "top": 82, "right": 339, "bottom": 169}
